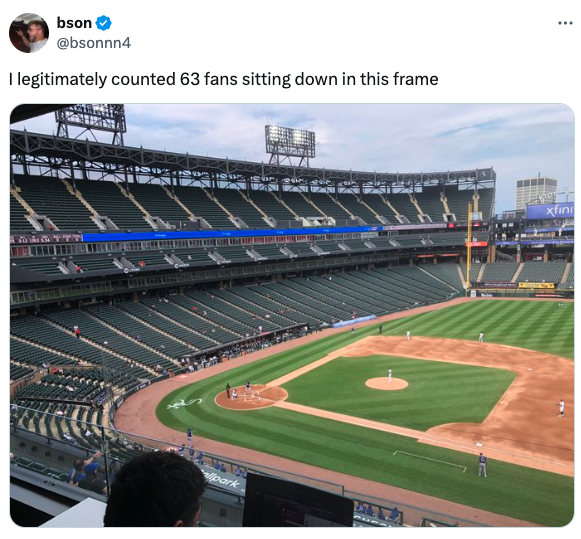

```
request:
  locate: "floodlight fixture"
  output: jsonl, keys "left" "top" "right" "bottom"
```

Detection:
{"left": 56, "top": 104, "right": 127, "bottom": 146}
{"left": 265, "top": 125, "right": 315, "bottom": 167}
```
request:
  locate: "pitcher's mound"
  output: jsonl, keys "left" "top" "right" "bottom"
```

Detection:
{"left": 215, "top": 384, "right": 288, "bottom": 410}
{"left": 366, "top": 377, "right": 408, "bottom": 390}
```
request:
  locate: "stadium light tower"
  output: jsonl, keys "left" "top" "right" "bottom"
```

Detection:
{"left": 265, "top": 125, "right": 315, "bottom": 167}
{"left": 56, "top": 104, "right": 127, "bottom": 146}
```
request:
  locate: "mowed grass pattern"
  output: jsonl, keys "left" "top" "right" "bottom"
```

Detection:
{"left": 376, "top": 300, "right": 573, "bottom": 358}
{"left": 282, "top": 355, "right": 515, "bottom": 430}
{"left": 156, "top": 300, "right": 573, "bottom": 525}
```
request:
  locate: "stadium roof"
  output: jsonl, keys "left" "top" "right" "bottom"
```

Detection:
{"left": 11, "top": 129, "right": 496, "bottom": 190}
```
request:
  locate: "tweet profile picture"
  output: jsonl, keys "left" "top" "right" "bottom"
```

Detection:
{"left": 9, "top": 13, "right": 49, "bottom": 53}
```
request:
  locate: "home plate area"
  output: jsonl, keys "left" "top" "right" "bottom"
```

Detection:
{"left": 215, "top": 384, "right": 289, "bottom": 410}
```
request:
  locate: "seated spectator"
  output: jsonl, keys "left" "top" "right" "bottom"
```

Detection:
{"left": 103, "top": 452, "right": 208, "bottom": 527}
{"left": 220, "top": 463, "right": 227, "bottom": 473}
{"left": 377, "top": 508, "right": 386, "bottom": 520}
{"left": 387, "top": 506, "right": 400, "bottom": 523}
{"left": 365, "top": 504, "right": 375, "bottom": 517}
{"left": 235, "top": 466, "right": 242, "bottom": 477}
{"left": 356, "top": 502, "right": 365, "bottom": 513}
{"left": 68, "top": 451, "right": 103, "bottom": 486}
{"left": 78, "top": 467, "right": 107, "bottom": 495}
{"left": 214, "top": 460, "right": 221, "bottom": 471}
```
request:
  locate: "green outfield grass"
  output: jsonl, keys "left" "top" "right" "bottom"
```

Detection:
{"left": 378, "top": 299, "right": 574, "bottom": 359}
{"left": 282, "top": 355, "right": 515, "bottom": 430}
{"left": 156, "top": 300, "right": 574, "bottom": 526}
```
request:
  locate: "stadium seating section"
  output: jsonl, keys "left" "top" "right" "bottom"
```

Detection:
{"left": 173, "top": 186, "right": 235, "bottom": 229}
{"left": 13, "top": 175, "right": 99, "bottom": 231}
{"left": 362, "top": 194, "right": 395, "bottom": 223}
{"left": 516, "top": 260, "right": 566, "bottom": 283}
{"left": 76, "top": 179, "right": 150, "bottom": 230}
{"left": 386, "top": 193, "right": 419, "bottom": 223}
{"left": 10, "top": 176, "right": 497, "bottom": 231}
{"left": 277, "top": 191, "right": 324, "bottom": 220}
{"left": 413, "top": 187, "right": 446, "bottom": 221}
{"left": 461, "top": 262, "right": 484, "bottom": 283}
{"left": 10, "top": 193, "right": 35, "bottom": 232}
{"left": 560, "top": 263, "right": 574, "bottom": 289}
{"left": 336, "top": 193, "right": 381, "bottom": 224}
{"left": 481, "top": 262, "right": 519, "bottom": 282}
{"left": 9, "top": 176, "right": 573, "bottom": 500}
{"left": 128, "top": 183, "right": 191, "bottom": 224}
{"left": 212, "top": 188, "right": 267, "bottom": 229}
{"left": 246, "top": 190, "right": 296, "bottom": 223}
{"left": 419, "top": 263, "right": 465, "bottom": 291}
{"left": 443, "top": 186, "right": 475, "bottom": 221}
{"left": 308, "top": 193, "right": 352, "bottom": 222}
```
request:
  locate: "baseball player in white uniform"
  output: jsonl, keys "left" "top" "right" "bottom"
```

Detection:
{"left": 388, "top": 368, "right": 392, "bottom": 383}
{"left": 406, "top": 331, "right": 411, "bottom": 341}
{"left": 557, "top": 399, "right": 565, "bottom": 417}
{"left": 478, "top": 332, "right": 484, "bottom": 343}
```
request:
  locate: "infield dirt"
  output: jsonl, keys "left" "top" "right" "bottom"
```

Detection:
{"left": 114, "top": 298, "right": 572, "bottom": 526}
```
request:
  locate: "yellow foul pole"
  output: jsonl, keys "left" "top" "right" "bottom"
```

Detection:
{"left": 465, "top": 202, "right": 472, "bottom": 295}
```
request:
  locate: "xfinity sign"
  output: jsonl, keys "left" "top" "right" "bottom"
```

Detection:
{"left": 526, "top": 202, "right": 574, "bottom": 220}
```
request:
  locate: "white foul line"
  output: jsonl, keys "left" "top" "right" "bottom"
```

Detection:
{"left": 394, "top": 451, "right": 467, "bottom": 473}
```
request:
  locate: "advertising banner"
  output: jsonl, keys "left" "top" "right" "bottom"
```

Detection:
{"left": 526, "top": 202, "right": 574, "bottom": 220}
{"left": 482, "top": 282, "right": 518, "bottom": 289}
{"left": 518, "top": 282, "right": 555, "bottom": 289}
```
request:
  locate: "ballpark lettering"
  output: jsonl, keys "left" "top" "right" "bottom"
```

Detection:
{"left": 202, "top": 471, "right": 242, "bottom": 489}
{"left": 546, "top": 204, "right": 573, "bottom": 218}
{"left": 526, "top": 202, "right": 574, "bottom": 220}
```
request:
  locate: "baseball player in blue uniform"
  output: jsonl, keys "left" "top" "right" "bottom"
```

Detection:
{"left": 478, "top": 453, "right": 487, "bottom": 477}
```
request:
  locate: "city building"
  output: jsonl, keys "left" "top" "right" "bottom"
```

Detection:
{"left": 515, "top": 177, "right": 558, "bottom": 210}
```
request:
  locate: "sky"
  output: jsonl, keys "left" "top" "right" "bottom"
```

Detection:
{"left": 12, "top": 104, "right": 574, "bottom": 214}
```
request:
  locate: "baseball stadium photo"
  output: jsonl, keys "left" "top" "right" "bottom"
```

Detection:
{"left": 9, "top": 104, "right": 574, "bottom": 528}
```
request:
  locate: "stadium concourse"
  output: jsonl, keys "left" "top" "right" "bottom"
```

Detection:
{"left": 9, "top": 125, "right": 574, "bottom": 527}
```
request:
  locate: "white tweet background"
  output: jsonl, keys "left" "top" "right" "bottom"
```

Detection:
{"left": 3, "top": 0, "right": 579, "bottom": 537}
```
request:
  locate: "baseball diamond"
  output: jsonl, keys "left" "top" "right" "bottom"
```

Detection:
{"left": 113, "top": 298, "right": 573, "bottom": 526}
{"left": 9, "top": 105, "right": 574, "bottom": 528}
